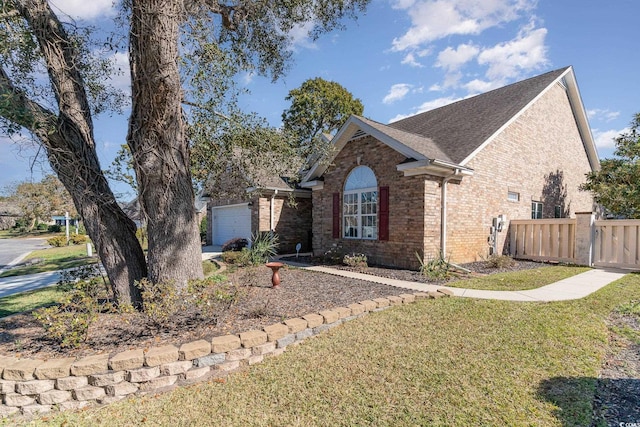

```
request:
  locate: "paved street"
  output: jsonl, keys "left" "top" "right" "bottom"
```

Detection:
{"left": 0, "top": 237, "right": 48, "bottom": 272}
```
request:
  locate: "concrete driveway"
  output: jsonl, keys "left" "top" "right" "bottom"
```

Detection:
{"left": 0, "top": 237, "right": 49, "bottom": 273}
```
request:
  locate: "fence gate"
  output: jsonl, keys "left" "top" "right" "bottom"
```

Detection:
{"left": 594, "top": 220, "right": 640, "bottom": 269}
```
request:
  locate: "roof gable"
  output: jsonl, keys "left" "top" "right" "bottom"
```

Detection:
{"left": 304, "top": 66, "right": 599, "bottom": 182}
{"left": 389, "top": 67, "right": 570, "bottom": 164}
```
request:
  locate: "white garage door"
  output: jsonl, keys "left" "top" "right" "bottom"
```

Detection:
{"left": 212, "top": 204, "right": 252, "bottom": 246}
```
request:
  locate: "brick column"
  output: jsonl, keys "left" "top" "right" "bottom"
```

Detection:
{"left": 575, "top": 212, "right": 595, "bottom": 266}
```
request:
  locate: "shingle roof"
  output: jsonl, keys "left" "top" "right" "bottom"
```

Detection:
{"left": 385, "top": 67, "right": 570, "bottom": 164}
{"left": 356, "top": 116, "right": 453, "bottom": 162}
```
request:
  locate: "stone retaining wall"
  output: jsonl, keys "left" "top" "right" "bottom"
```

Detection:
{"left": 0, "top": 289, "right": 453, "bottom": 418}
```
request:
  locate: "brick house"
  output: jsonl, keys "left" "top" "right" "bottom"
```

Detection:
{"left": 301, "top": 66, "right": 599, "bottom": 268}
{"left": 205, "top": 174, "right": 312, "bottom": 254}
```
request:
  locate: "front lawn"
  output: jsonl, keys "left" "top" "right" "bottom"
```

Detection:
{"left": 0, "top": 285, "right": 67, "bottom": 318}
{"left": 26, "top": 272, "right": 640, "bottom": 426}
{"left": 447, "top": 265, "right": 591, "bottom": 291}
{"left": 0, "top": 245, "right": 96, "bottom": 278}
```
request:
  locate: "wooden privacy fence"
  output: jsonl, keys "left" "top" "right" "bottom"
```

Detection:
{"left": 508, "top": 214, "right": 640, "bottom": 270}
{"left": 509, "top": 219, "right": 576, "bottom": 263}
{"left": 593, "top": 219, "right": 640, "bottom": 269}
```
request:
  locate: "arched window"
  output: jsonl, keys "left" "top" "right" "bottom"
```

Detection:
{"left": 343, "top": 166, "right": 378, "bottom": 239}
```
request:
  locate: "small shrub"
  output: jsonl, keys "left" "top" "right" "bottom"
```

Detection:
{"left": 187, "top": 276, "right": 240, "bottom": 321}
{"left": 315, "top": 245, "right": 345, "bottom": 264}
{"left": 248, "top": 232, "right": 279, "bottom": 265}
{"left": 486, "top": 255, "right": 516, "bottom": 269}
{"left": 47, "top": 235, "right": 68, "bottom": 247}
{"left": 416, "top": 252, "right": 453, "bottom": 280}
{"left": 69, "top": 234, "right": 89, "bottom": 245}
{"left": 221, "top": 249, "right": 250, "bottom": 266}
{"left": 222, "top": 237, "right": 249, "bottom": 252}
{"left": 33, "top": 279, "right": 101, "bottom": 348}
{"left": 202, "top": 259, "right": 219, "bottom": 276}
{"left": 136, "top": 278, "right": 181, "bottom": 328}
{"left": 200, "top": 217, "right": 208, "bottom": 243}
{"left": 47, "top": 224, "right": 62, "bottom": 232}
{"left": 343, "top": 253, "right": 368, "bottom": 268}
{"left": 36, "top": 223, "right": 48, "bottom": 230}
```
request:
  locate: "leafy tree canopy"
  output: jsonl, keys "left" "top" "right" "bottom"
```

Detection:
{"left": 580, "top": 113, "right": 640, "bottom": 218}
{"left": 7, "top": 174, "right": 76, "bottom": 230}
{"left": 282, "top": 77, "right": 364, "bottom": 155}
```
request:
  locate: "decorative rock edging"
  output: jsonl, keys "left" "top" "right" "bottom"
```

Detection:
{"left": 0, "top": 289, "right": 453, "bottom": 418}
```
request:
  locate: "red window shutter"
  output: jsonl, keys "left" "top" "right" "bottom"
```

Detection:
{"left": 379, "top": 186, "right": 389, "bottom": 241}
{"left": 332, "top": 192, "right": 340, "bottom": 238}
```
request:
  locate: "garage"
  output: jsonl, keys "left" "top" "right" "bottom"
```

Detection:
{"left": 212, "top": 203, "right": 252, "bottom": 246}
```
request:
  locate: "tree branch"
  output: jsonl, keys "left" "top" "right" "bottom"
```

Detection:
{"left": 0, "top": 65, "right": 57, "bottom": 140}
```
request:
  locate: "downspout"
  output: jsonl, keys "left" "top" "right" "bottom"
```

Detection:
{"left": 440, "top": 169, "right": 461, "bottom": 257}
{"left": 270, "top": 190, "right": 278, "bottom": 233}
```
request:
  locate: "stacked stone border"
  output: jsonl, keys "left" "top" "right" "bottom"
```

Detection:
{"left": 0, "top": 288, "right": 453, "bottom": 418}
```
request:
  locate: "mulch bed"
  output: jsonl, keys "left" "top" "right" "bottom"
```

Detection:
{"left": 0, "top": 258, "right": 550, "bottom": 360}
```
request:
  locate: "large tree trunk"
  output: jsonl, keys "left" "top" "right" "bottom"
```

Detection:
{"left": 128, "top": 0, "right": 204, "bottom": 286}
{"left": 3, "top": 0, "right": 147, "bottom": 306}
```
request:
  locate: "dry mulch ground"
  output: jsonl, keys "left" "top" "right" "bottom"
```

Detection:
{"left": 0, "top": 258, "right": 540, "bottom": 360}
{"left": 592, "top": 313, "right": 640, "bottom": 426}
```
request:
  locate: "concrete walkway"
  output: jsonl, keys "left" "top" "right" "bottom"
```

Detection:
{"left": 0, "top": 271, "right": 62, "bottom": 299}
{"left": 302, "top": 265, "right": 629, "bottom": 302}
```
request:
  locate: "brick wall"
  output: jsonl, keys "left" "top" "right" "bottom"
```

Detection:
{"left": 445, "top": 82, "right": 595, "bottom": 262}
{"left": 257, "top": 195, "right": 313, "bottom": 253}
{"left": 312, "top": 137, "right": 427, "bottom": 269}
{"left": 311, "top": 82, "right": 595, "bottom": 268}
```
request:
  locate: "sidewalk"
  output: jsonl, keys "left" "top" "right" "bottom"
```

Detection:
{"left": 0, "top": 271, "right": 62, "bottom": 299}
{"left": 301, "top": 265, "right": 629, "bottom": 302}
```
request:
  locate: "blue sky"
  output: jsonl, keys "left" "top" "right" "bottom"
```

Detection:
{"left": 1, "top": 0, "right": 638, "bottom": 199}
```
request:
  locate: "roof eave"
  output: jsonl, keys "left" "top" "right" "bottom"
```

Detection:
{"left": 302, "top": 116, "right": 427, "bottom": 182}
{"left": 397, "top": 159, "right": 474, "bottom": 177}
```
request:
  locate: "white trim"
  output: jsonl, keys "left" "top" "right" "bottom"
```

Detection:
{"left": 302, "top": 116, "right": 426, "bottom": 183}
{"left": 211, "top": 202, "right": 250, "bottom": 210}
{"left": 299, "top": 180, "right": 324, "bottom": 190}
{"left": 459, "top": 67, "right": 599, "bottom": 172}
{"left": 397, "top": 159, "right": 474, "bottom": 178}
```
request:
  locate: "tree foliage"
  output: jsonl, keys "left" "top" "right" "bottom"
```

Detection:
{"left": 282, "top": 77, "right": 364, "bottom": 154}
{"left": 580, "top": 113, "right": 640, "bottom": 218}
{"left": 8, "top": 174, "right": 76, "bottom": 230}
{"left": 0, "top": 0, "right": 371, "bottom": 306}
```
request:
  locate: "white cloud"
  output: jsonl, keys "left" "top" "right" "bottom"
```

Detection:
{"left": 48, "top": 0, "right": 116, "bottom": 21}
{"left": 383, "top": 84, "right": 413, "bottom": 104}
{"left": 391, "top": 0, "right": 536, "bottom": 52}
{"left": 463, "top": 78, "right": 503, "bottom": 93}
{"left": 401, "top": 52, "right": 424, "bottom": 68}
{"left": 592, "top": 128, "right": 627, "bottom": 150}
{"left": 476, "top": 23, "right": 548, "bottom": 81}
{"left": 108, "top": 52, "right": 131, "bottom": 94}
{"left": 588, "top": 109, "right": 621, "bottom": 123}
{"left": 288, "top": 21, "right": 318, "bottom": 51}
{"left": 436, "top": 43, "right": 479, "bottom": 71}
{"left": 389, "top": 95, "right": 463, "bottom": 122}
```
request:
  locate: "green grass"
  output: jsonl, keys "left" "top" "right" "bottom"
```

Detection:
{"left": 447, "top": 265, "right": 592, "bottom": 291}
{"left": 0, "top": 229, "right": 53, "bottom": 239}
{"left": 0, "top": 245, "right": 96, "bottom": 278}
{"left": 18, "top": 272, "right": 640, "bottom": 427}
{"left": 0, "top": 284, "right": 67, "bottom": 318}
